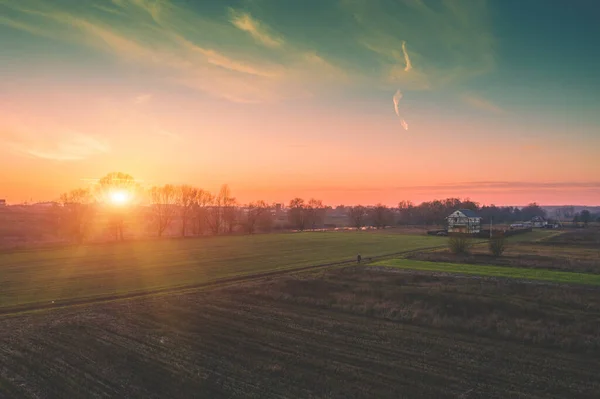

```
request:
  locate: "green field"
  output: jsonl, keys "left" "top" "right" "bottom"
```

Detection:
{"left": 371, "top": 258, "right": 600, "bottom": 285}
{"left": 0, "top": 232, "right": 445, "bottom": 310}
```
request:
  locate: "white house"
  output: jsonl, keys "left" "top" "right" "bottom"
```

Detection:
{"left": 531, "top": 216, "right": 547, "bottom": 228}
{"left": 447, "top": 209, "right": 482, "bottom": 234}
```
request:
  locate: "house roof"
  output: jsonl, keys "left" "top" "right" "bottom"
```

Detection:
{"left": 456, "top": 209, "right": 479, "bottom": 218}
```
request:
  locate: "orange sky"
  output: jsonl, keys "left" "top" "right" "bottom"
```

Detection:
{"left": 1, "top": 0, "right": 599, "bottom": 206}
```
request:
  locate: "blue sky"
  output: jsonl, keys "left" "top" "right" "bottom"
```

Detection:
{"left": 0, "top": 0, "right": 599, "bottom": 205}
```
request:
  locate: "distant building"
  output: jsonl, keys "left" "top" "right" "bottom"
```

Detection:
{"left": 531, "top": 216, "right": 547, "bottom": 228}
{"left": 0, "top": 199, "right": 5, "bottom": 206}
{"left": 32, "top": 201, "right": 58, "bottom": 208}
{"left": 447, "top": 209, "right": 482, "bottom": 234}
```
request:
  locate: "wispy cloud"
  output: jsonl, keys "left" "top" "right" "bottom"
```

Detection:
{"left": 462, "top": 93, "right": 505, "bottom": 114}
{"left": 1, "top": 0, "right": 346, "bottom": 104}
{"left": 345, "top": 0, "right": 495, "bottom": 90}
{"left": 1, "top": 0, "right": 495, "bottom": 104}
{"left": 228, "top": 8, "right": 284, "bottom": 48}
{"left": 25, "top": 134, "right": 109, "bottom": 161}
{"left": 0, "top": 107, "right": 109, "bottom": 161}
{"left": 133, "top": 93, "right": 152, "bottom": 104}
{"left": 2, "top": 129, "right": 109, "bottom": 161}
{"left": 401, "top": 41, "right": 412, "bottom": 72}
{"left": 300, "top": 181, "right": 600, "bottom": 193}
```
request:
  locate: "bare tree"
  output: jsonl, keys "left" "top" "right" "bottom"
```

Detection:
{"left": 192, "top": 189, "right": 212, "bottom": 236}
{"left": 257, "top": 206, "right": 274, "bottom": 233}
{"left": 58, "top": 188, "right": 95, "bottom": 243}
{"left": 348, "top": 205, "right": 367, "bottom": 230}
{"left": 222, "top": 186, "right": 238, "bottom": 234}
{"left": 97, "top": 172, "right": 137, "bottom": 241}
{"left": 177, "top": 185, "right": 197, "bottom": 237}
{"left": 306, "top": 198, "right": 325, "bottom": 230}
{"left": 288, "top": 197, "right": 306, "bottom": 231}
{"left": 149, "top": 184, "right": 178, "bottom": 237}
{"left": 372, "top": 203, "right": 391, "bottom": 229}
{"left": 580, "top": 210, "right": 592, "bottom": 227}
{"left": 244, "top": 200, "right": 269, "bottom": 234}
{"left": 207, "top": 184, "right": 236, "bottom": 234}
{"left": 397, "top": 200, "right": 414, "bottom": 225}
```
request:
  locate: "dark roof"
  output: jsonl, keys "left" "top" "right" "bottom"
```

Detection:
{"left": 457, "top": 209, "right": 479, "bottom": 218}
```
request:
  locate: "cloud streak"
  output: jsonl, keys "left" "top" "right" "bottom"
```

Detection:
{"left": 401, "top": 41, "right": 412, "bottom": 72}
{"left": 393, "top": 89, "right": 408, "bottom": 130}
{"left": 229, "top": 9, "right": 284, "bottom": 48}
{"left": 134, "top": 93, "right": 152, "bottom": 104}
{"left": 3, "top": 130, "right": 109, "bottom": 161}
{"left": 346, "top": 0, "right": 495, "bottom": 90}
{"left": 462, "top": 93, "right": 505, "bottom": 114}
{"left": 293, "top": 181, "right": 600, "bottom": 193}
{"left": 1, "top": 0, "right": 346, "bottom": 104}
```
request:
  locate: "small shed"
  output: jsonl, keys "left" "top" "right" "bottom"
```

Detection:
{"left": 447, "top": 209, "right": 482, "bottom": 234}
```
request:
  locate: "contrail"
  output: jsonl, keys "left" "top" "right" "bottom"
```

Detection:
{"left": 401, "top": 41, "right": 412, "bottom": 72}
{"left": 393, "top": 89, "right": 408, "bottom": 130}
{"left": 393, "top": 89, "right": 402, "bottom": 117}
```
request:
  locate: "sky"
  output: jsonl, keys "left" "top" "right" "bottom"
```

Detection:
{"left": 1, "top": 0, "right": 599, "bottom": 206}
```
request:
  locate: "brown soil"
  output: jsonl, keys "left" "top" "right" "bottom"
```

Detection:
{"left": 1, "top": 267, "right": 599, "bottom": 398}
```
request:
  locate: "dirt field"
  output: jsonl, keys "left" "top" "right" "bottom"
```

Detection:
{"left": 1, "top": 267, "right": 599, "bottom": 398}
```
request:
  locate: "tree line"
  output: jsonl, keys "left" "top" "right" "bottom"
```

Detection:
{"left": 53, "top": 173, "right": 599, "bottom": 243}
{"left": 344, "top": 199, "right": 599, "bottom": 228}
{"left": 57, "top": 172, "right": 278, "bottom": 243}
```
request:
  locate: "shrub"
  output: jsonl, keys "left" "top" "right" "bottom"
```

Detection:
{"left": 449, "top": 235, "right": 471, "bottom": 255}
{"left": 489, "top": 236, "right": 506, "bottom": 257}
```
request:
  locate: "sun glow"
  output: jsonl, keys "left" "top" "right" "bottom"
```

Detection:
{"left": 109, "top": 190, "right": 130, "bottom": 206}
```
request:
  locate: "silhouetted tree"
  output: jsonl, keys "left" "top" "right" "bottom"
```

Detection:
{"left": 221, "top": 185, "right": 238, "bottom": 234}
{"left": 58, "top": 188, "right": 95, "bottom": 243}
{"left": 257, "top": 206, "right": 274, "bottom": 233}
{"left": 520, "top": 203, "right": 546, "bottom": 221}
{"left": 97, "top": 172, "right": 138, "bottom": 241}
{"left": 149, "top": 184, "right": 178, "bottom": 237}
{"left": 192, "top": 189, "right": 212, "bottom": 236}
{"left": 306, "top": 198, "right": 325, "bottom": 230}
{"left": 177, "top": 185, "right": 197, "bottom": 237}
{"left": 397, "top": 200, "right": 415, "bottom": 225}
{"left": 243, "top": 200, "right": 269, "bottom": 234}
{"left": 580, "top": 210, "right": 591, "bottom": 227}
{"left": 288, "top": 198, "right": 307, "bottom": 231}
{"left": 371, "top": 204, "right": 391, "bottom": 229}
{"left": 348, "top": 205, "right": 367, "bottom": 229}
{"left": 208, "top": 184, "right": 236, "bottom": 234}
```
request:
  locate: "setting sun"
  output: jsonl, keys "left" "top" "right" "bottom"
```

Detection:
{"left": 109, "top": 190, "right": 130, "bottom": 206}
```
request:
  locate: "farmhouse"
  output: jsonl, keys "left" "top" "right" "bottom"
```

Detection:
{"left": 447, "top": 209, "right": 482, "bottom": 234}
{"left": 0, "top": 199, "right": 5, "bottom": 207}
{"left": 531, "top": 216, "right": 547, "bottom": 228}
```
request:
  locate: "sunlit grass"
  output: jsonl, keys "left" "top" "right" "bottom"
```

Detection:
{"left": 0, "top": 232, "right": 446, "bottom": 310}
{"left": 370, "top": 258, "right": 600, "bottom": 286}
